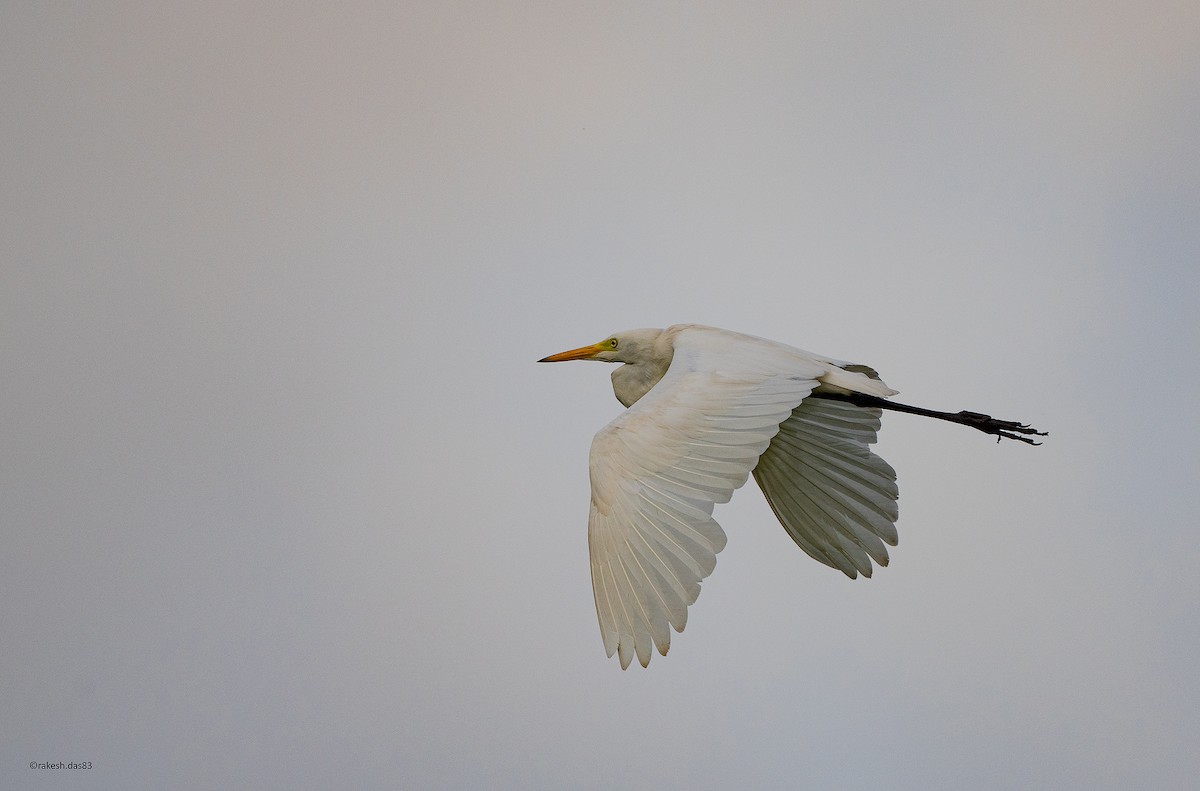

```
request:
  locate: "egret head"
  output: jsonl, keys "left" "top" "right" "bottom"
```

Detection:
{"left": 538, "top": 328, "right": 664, "bottom": 364}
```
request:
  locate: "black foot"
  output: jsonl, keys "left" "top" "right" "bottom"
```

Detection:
{"left": 955, "top": 412, "right": 1048, "bottom": 445}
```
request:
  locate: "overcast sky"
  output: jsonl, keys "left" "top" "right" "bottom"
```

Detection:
{"left": 3, "top": 2, "right": 1199, "bottom": 789}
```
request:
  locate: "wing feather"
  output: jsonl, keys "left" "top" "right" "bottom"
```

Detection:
{"left": 752, "top": 397, "right": 900, "bottom": 579}
{"left": 587, "top": 328, "right": 824, "bottom": 667}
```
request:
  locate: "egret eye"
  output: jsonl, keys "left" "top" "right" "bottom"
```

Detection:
{"left": 609, "top": 339, "right": 619, "bottom": 348}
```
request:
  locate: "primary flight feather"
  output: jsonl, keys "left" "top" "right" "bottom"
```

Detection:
{"left": 539, "top": 324, "right": 1044, "bottom": 669}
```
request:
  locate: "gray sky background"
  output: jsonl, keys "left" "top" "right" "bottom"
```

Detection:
{"left": 4, "top": 2, "right": 1199, "bottom": 789}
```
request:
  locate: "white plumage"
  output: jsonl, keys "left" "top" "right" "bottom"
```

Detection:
{"left": 540, "top": 323, "right": 1042, "bottom": 668}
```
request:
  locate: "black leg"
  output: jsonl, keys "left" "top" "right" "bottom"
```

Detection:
{"left": 812, "top": 392, "right": 1048, "bottom": 445}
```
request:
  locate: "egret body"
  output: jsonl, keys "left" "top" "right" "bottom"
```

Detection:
{"left": 540, "top": 324, "right": 1043, "bottom": 669}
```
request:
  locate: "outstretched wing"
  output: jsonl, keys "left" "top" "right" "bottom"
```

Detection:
{"left": 586, "top": 328, "right": 824, "bottom": 668}
{"left": 752, "top": 396, "right": 899, "bottom": 579}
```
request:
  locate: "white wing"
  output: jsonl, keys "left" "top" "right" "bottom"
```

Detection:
{"left": 587, "top": 327, "right": 826, "bottom": 668}
{"left": 752, "top": 397, "right": 899, "bottom": 579}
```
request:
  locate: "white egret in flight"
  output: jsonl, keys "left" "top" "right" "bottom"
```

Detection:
{"left": 539, "top": 324, "right": 1044, "bottom": 669}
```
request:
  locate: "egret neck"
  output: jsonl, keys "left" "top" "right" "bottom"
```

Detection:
{"left": 609, "top": 328, "right": 673, "bottom": 407}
